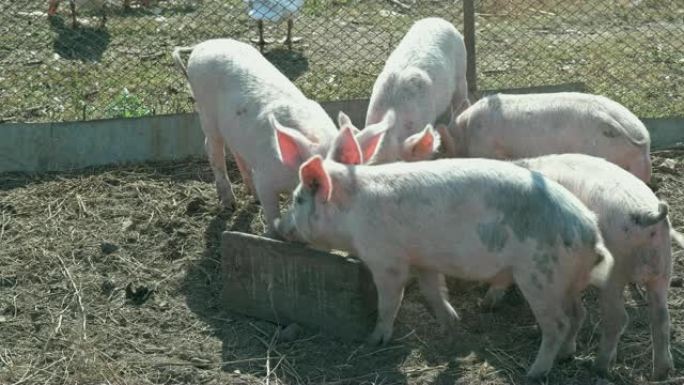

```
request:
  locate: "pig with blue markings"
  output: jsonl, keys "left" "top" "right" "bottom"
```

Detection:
{"left": 484, "top": 153, "right": 681, "bottom": 380}
{"left": 276, "top": 127, "right": 614, "bottom": 379}
{"left": 439, "top": 92, "right": 652, "bottom": 182}
{"left": 348, "top": 17, "right": 469, "bottom": 164}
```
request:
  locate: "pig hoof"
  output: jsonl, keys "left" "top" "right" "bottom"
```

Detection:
{"left": 591, "top": 361, "right": 610, "bottom": 378}
{"left": 480, "top": 287, "right": 506, "bottom": 311}
{"left": 439, "top": 307, "right": 460, "bottom": 332}
{"left": 525, "top": 369, "right": 548, "bottom": 382}
{"left": 652, "top": 363, "right": 673, "bottom": 381}
{"left": 557, "top": 342, "right": 577, "bottom": 362}
{"left": 367, "top": 329, "right": 391, "bottom": 346}
{"left": 219, "top": 198, "right": 236, "bottom": 211}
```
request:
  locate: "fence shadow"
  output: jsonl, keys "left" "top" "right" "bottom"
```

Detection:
{"left": 49, "top": 16, "right": 110, "bottom": 62}
{"left": 264, "top": 48, "right": 309, "bottom": 81}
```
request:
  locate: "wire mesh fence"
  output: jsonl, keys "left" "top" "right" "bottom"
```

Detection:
{"left": 474, "top": 0, "right": 683, "bottom": 118}
{"left": 1, "top": 0, "right": 682, "bottom": 123}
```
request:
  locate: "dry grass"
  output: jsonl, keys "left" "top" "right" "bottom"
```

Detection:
{"left": 1, "top": 153, "right": 683, "bottom": 385}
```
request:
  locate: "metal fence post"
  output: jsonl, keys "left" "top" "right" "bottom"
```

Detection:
{"left": 463, "top": 0, "right": 477, "bottom": 100}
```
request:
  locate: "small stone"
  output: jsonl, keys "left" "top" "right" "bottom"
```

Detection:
{"left": 121, "top": 218, "right": 133, "bottom": 231}
{"left": 660, "top": 158, "right": 678, "bottom": 171}
{"left": 100, "top": 241, "right": 119, "bottom": 255}
{"left": 100, "top": 279, "right": 116, "bottom": 295}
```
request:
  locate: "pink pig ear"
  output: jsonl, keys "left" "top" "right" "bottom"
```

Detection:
{"left": 271, "top": 114, "right": 314, "bottom": 169}
{"left": 355, "top": 110, "right": 393, "bottom": 163}
{"left": 402, "top": 125, "right": 441, "bottom": 161}
{"left": 328, "top": 126, "right": 362, "bottom": 165}
{"left": 299, "top": 155, "right": 332, "bottom": 202}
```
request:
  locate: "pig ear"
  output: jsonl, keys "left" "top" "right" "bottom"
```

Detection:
{"left": 299, "top": 155, "right": 332, "bottom": 202}
{"left": 328, "top": 126, "right": 363, "bottom": 165}
{"left": 436, "top": 123, "right": 456, "bottom": 156}
{"left": 355, "top": 110, "right": 393, "bottom": 162}
{"left": 338, "top": 111, "right": 360, "bottom": 135}
{"left": 402, "top": 125, "right": 441, "bottom": 161}
{"left": 271, "top": 114, "right": 313, "bottom": 169}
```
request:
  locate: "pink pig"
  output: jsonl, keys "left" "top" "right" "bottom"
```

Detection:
{"left": 173, "top": 39, "right": 340, "bottom": 236}
{"left": 440, "top": 92, "right": 652, "bottom": 182}
{"left": 172, "top": 39, "right": 432, "bottom": 236}
{"left": 276, "top": 127, "right": 614, "bottom": 379}
{"left": 485, "top": 153, "right": 681, "bottom": 379}
{"left": 359, "top": 17, "right": 469, "bottom": 164}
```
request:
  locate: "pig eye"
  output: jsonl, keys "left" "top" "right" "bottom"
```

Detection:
{"left": 295, "top": 195, "right": 304, "bottom": 205}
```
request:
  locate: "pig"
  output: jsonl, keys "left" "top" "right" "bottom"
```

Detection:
{"left": 172, "top": 39, "right": 345, "bottom": 236}
{"left": 482, "top": 153, "right": 680, "bottom": 380}
{"left": 276, "top": 127, "right": 614, "bottom": 379}
{"left": 359, "top": 17, "right": 469, "bottom": 164}
{"left": 439, "top": 92, "right": 652, "bottom": 182}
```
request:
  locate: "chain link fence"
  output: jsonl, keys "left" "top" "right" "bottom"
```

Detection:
{"left": 474, "top": 0, "right": 683, "bottom": 118}
{"left": 1, "top": 0, "right": 682, "bottom": 123}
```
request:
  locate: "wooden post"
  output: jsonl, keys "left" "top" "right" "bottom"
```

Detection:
{"left": 221, "top": 231, "right": 377, "bottom": 341}
{"left": 463, "top": 0, "right": 477, "bottom": 100}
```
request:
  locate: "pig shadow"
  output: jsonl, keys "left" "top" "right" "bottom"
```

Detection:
{"left": 263, "top": 48, "right": 309, "bottom": 81}
{"left": 0, "top": 156, "right": 211, "bottom": 192}
{"left": 182, "top": 202, "right": 413, "bottom": 384}
{"left": 49, "top": 15, "right": 110, "bottom": 62}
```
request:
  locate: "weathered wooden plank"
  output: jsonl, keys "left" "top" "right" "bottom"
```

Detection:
{"left": 221, "top": 231, "right": 377, "bottom": 341}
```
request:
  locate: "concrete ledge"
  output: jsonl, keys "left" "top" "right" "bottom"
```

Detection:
{"left": 221, "top": 231, "right": 377, "bottom": 341}
{"left": 1, "top": 86, "right": 683, "bottom": 173}
{"left": 0, "top": 113, "right": 204, "bottom": 173}
{"left": 478, "top": 82, "right": 587, "bottom": 98}
{"left": 643, "top": 117, "right": 684, "bottom": 151}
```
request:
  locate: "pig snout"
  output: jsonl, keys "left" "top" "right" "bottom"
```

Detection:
{"left": 274, "top": 215, "right": 302, "bottom": 243}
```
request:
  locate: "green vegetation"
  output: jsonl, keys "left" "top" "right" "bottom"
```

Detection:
{"left": 1, "top": 0, "right": 681, "bottom": 123}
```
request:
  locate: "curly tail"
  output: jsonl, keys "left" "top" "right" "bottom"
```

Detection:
{"left": 631, "top": 201, "right": 668, "bottom": 227}
{"left": 172, "top": 46, "right": 195, "bottom": 79}
{"left": 589, "top": 243, "right": 615, "bottom": 288}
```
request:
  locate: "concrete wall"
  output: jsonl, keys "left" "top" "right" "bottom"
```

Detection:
{"left": 1, "top": 85, "right": 683, "bottom": 173}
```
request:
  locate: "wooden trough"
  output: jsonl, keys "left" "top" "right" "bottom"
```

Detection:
{"left": 221, "top": 231, "right": 378, "bottom": 341}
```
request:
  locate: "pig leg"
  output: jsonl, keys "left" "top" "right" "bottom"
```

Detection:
{"left": 416, "top": 270, "right": 459, "bottom": 334}
{"left": 558, "top": 296, "right": 586, "bottom": 360}
{"left": 206, "top": 136, "right": 236, "bottom": 209}
{"left": 481, "top": 270, "right": 514, "bottom": 309}
{"left": 230, "top": 150, "right": 256, "bottom": 197}
{"left": 595, "top": 281, "right": 628, "bottom": 375}
{"left": 252, "top": 175, "right": 281, "bottom": 239}
{"left": 198, "top": 112, "right": 236, "bottom": 209}
{"left": 450, "top": 77, "right": 471, "bottom": 119}
{"left": 646, "top": 276, "right": 673, "bottom": 380}
{"left": 70, "top": 0, "right": 78, "bottom": 28}
{"left": 100, "top": 2, "right": 107, "bottom": 28}
{"left": 367, "top": 262, "right": 410, "bottom": 346}
{"left": 516, "top": 274, "right": 570, "bottom": 379}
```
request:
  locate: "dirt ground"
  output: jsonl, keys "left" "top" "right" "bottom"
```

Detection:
{"left": 1, "top": 151, "right": 683, "bottom": 385}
